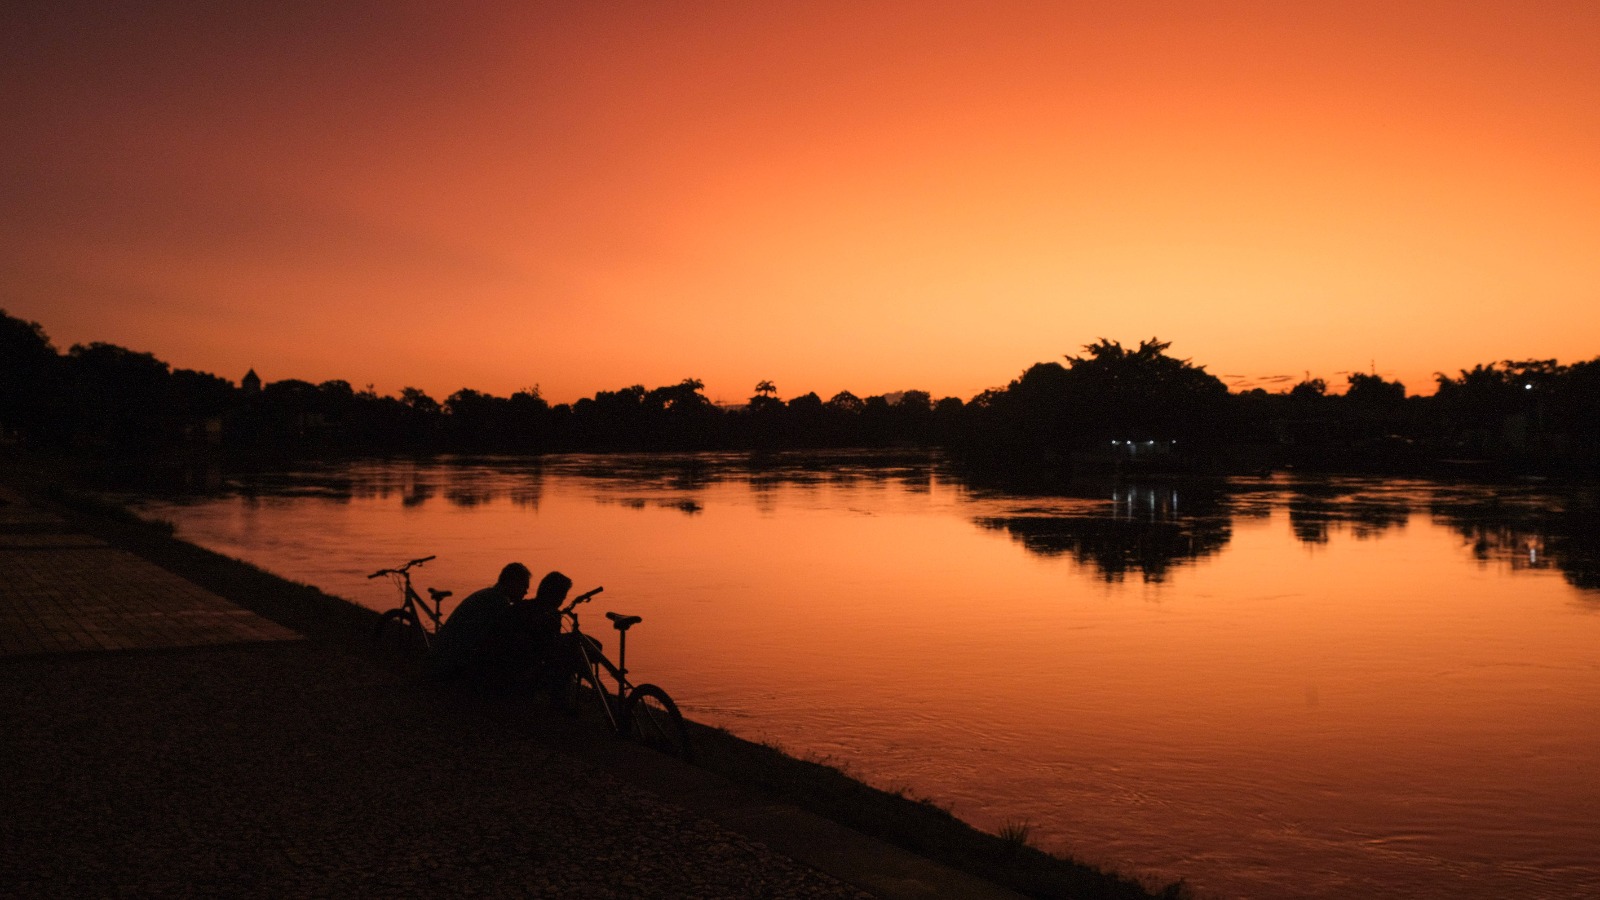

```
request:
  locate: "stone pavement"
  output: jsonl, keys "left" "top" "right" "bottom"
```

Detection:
{"left": 0, "top": 479, "right": 1024, "bottom": 899}
{"left": 0, "top": 484, "right": 300, "bottom": 656}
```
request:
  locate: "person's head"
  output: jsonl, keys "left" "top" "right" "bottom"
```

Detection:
{"left": 496, "top": 562, "right": 532, "bottom": 601}
{"left": 534, "top": 570, "right": 572, "bottom": 606}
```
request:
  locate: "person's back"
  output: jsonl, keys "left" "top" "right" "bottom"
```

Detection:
{"left": 428, "top": 562, "right": 530, "bottom": 682}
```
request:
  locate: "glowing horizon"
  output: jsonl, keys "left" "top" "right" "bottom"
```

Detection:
{"left": 4, "top": 2, "right": 1597, "bottom": 405}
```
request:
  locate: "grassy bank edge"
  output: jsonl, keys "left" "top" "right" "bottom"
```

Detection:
{"left": 13, "top": 468, "right": 1181, "bottom": 900}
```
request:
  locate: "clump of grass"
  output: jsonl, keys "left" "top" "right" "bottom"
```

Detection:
{"left": 998, "top": 818, "right": 1034, "bottom": 849}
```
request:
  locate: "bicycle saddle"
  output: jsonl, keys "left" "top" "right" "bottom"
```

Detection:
{"left": 428, "top": 588, "right": 452, "bottom": 600}
{"left": 606, "top": 612, "right": 642, "bottom": 631}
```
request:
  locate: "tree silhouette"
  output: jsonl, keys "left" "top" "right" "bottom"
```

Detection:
{"left": 399, "top": 386, "right": 441, "bottom": 415}
{"left": 976, "top": 338, "right": 1231, "bottom": 462}
{"left": 1289, "top": 377, "right": 1327, "bottom": 400}
{"left": 65, "top": 342, "right": 176, "bottom": 449}
{"left": 747, "top": 379, "right": 784, "bottom": 420}
{"left": 0, "top": 309, "right": 61, "bottom": 441}
{"left": 1344, "top": 372, "right": 1405, "bottom": 405}
{"left": 10, "top": 305, "right": 1600, "bottom": 472}
{"left": 825, "top": 391, "right": 864, "bottom": 414}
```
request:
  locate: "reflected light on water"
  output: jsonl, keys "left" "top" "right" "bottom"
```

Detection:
{"left": 129, "top": 456, "right": 1600, "bottom": 900}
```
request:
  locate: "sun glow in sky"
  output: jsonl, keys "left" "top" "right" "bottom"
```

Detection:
{"left": 4, "top": 2, "right": 1598, "bottom": 403}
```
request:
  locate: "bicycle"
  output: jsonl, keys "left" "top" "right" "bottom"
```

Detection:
{"left": 554, "top": 586, "right": 691, "bottom": 760}
{"left": 369, "top": 555, "right": 453, "bottom": 651}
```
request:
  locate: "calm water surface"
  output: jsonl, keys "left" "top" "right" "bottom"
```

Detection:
{"left": 126, "top": 453, "right": 1600, "bottom": 900}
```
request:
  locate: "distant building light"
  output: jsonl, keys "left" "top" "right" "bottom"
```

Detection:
{"left": 1524, "top": 383, "right": 1534, "bottom": 390}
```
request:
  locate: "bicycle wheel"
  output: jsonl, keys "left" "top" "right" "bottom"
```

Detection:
{"left": 373, "top": 608, "right": 426, "bottom": 653}
{"left": 548, "top": 657, "right": 610, "bottom": 720}
{"left": 622, "top": 684, "right": 691, "bottom": 760}
{"left": 546, "top": 666, "right": 586, "bottom": 712}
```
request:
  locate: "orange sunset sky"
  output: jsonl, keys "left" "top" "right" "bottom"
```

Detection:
{"left": 4, "top": 2, "right": 1598, "bottom": 404}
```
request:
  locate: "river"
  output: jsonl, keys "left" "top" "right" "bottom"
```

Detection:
{"left": 122, "top": 452, "right": 1600, "bottom": 899}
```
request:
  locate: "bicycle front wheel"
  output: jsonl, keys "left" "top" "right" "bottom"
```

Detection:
{"left": 622, "top": 684, "right": 691, "bottom": 760}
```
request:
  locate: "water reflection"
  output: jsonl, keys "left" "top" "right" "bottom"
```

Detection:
{"left": 1284, "top": 482, "right": 1411, "bottom": 544}
{"left": 219, "top": 458, "right": 550, "bottom": 509}
{"left": 1546, "top": 504, "right": 1600, "bottom": 594}
{"left": 128, "top": 455, "right": 1600, "bottom": 594}
{"left": 608, "top": 496, "right": 704, "bottom": 515}
{"left": 976, "top": 485, "right": 1232, "bottom": 582}
{"left": 965, "top": 472, "right": 1600, "bottom": 592}
{"left": 401, "top": 482, "right": 433, "bottom": 507}
{"left": 1429, "top": 487, "right": 1600, "bottom": 596}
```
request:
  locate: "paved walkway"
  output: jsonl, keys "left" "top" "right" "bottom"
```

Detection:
{"left": 0, "top": 480, "right": 1022, "bottom": 899}
{"left": 0, "top": 484, "right": 300, "bottom": 655}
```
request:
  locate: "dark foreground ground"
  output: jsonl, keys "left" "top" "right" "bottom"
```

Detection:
{"left": 0, "top": 462, "right": 1171, "bottom": 899}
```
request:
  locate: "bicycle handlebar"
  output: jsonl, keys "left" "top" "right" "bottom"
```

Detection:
{"left": 366, "top": 555, "right": 437, "bottom": 579}
{"left": 562, "top": 586, "right": 603, "bottom": 612}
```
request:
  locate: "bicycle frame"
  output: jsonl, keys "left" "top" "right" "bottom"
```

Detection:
{"left": 561, "top": 588, "right": 634, "bottom": 731}
{"left": 555, "top": 586, "right": 690, "bottom": 759}
{"left": 369, "top": 555, "right": 452, "bottom": 648}
{"left": 400, "top": 580, "right": 450, "bottom": 632}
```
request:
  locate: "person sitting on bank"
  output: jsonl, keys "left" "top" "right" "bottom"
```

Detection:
{"left": 429, "top": 562, "right": 571, "bottom": 686}
{"left": 512, "top": 570, "right": 573, "bottom": 651}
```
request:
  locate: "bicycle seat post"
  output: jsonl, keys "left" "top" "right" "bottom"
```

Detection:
{"left": 615, "top": 628, "right": 627, "bottom": 681}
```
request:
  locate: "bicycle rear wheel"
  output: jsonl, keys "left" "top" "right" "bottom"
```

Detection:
{"left": 622, "top": 684, "right": 691, "bottom": 760}
{"left": 373, "top": 608, "right": 427, "bottom": 653}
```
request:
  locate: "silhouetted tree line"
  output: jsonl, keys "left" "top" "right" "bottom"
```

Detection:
{"left": 1226, "top": 356, "right": 1600, "bottom": 474}
{"left": 3, "top": 309, "right": 1597, "bottom": 473}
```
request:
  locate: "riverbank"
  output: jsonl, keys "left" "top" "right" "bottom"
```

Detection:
{"left": 1, "top": 457, "right": 1174, "bottom": 899}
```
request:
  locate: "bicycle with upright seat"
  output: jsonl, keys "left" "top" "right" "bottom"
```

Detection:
{"left": 554, "top": 586, "right": 691, "bottom": 760}
{"left": 369, "top": 555, "right": 453, "bottom": 651}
